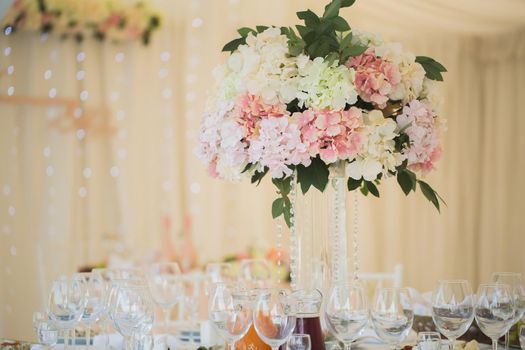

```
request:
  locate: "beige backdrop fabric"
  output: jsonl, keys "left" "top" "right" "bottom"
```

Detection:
{"left": 1, "top": 0, "right": 525, "bottom": 340}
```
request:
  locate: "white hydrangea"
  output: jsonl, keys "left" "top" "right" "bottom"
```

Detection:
{"left": 205, "top": 65, "right": 243, "bottom": 113}
{"left": 420, "top": 78, "right": 444, "bottom": 113}
{"left": 296, "top": 56, "right": 357, "bottom": 111}
{"left": 347, "top": 110, "right": 403, "bottom": 181}
{"left": 350, "top": 29, "right": 384, "bottom": 47}
{"left": 375, "top": 43, "right": 426, "bottom": 103}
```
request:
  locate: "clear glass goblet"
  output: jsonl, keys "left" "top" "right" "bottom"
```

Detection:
{"left": 239, "top": 259, "right": 272, "bottom": 289}
{"left": 371, "top": 287, "right": 414, "bottom": 350}
{"left": 324, "top": 282, "right": 368, "bottom": 350}
{"left": 146, "top": 262, "right": 181, "bottom": 333}
{"left": 47, "top": 275, "right": 87, "bottom": 350}
{"left": 205, "top": 262, "right": 235, "bottom": 296}
{"left": 431, "top": 280, "right": 474, "bottom": 350}
{"left": 209, "top": 283, "right": 252, "bottom": 350}
{"left": 492, "top": 272, "right": 525, "bottom": 350}
{"left": 74, "top": 272, "right": 107, "bottom": 349}
{"left": 475, "top": 283, "right": 516, "bottom": 350}
{"left": 253, "top": 288, "right": 297, "bottom": 350}
{"left": 109, "top": 279, "right": 155, "bottom": 350}
{"left": 286, "top": 333, "right": 311, "bottom": 350}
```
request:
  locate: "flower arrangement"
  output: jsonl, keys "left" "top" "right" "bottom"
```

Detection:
{"left": 1, "top": 0, "right": 161, "bottom": 45}
{"left": 198, "top": 0, "right": 447, "bottom": 225}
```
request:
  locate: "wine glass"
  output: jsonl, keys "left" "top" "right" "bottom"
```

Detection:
{"left": 146, "top": 262, "right": 181, "bottom": 332}
{"left": 47, "top": 275, "right": 87, "bottom": 350}
{"left": 73, "top": 272, "right": 107, "bottom": 349}
{"left": 492, "top": 272, "right": 525, "bottom": 350}
{"left": 253, "top": 288, "right": 297, "bottom": 350}
{"left": 239, "top": 259, "right": 272, "bottom": 289}
{"left": 475, "top": 283, "right": 515, "bottom": 350}
{"left": 324, "top": 282, "right": 368, "bottom": 350}
{"left": 109, "top": 279, "right": 155, "bottom": 350}
{"left": 286, "top": 333, "right": 311, "bottom": 350}
{"left": 209, "top": 283, "right": 252, "bottom": 350}
{"left": 33, "top": 311, "right": 59, "bottom": 348}
{"left": 371, "top": 287, "right": 414, "bottom": 349}
{"left": 416, "top": 332, "right": 441, "bottom": 350}
{"left": 431, "top": 280, "right": 474, "bottom": 350}
{"left": 519, "top": 325, "right": 525, "bottom": 350}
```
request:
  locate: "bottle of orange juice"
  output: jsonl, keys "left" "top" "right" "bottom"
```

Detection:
{"left": 235, "top": 324, "right": 271, "bottom": 350}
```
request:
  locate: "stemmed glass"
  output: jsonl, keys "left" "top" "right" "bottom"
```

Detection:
{"left": 205, "top": 262, "right": 234, "bottom": 295}
{"left": 74, "top": 272, "right": 107, "bottom": 349}
{"left": 33, "top": 311, "right": 59, "bottom": 348}
{"left": 209, "top": 283, "right": 252, "bottom": 350}
{"left": 47, "top": 275, "right": 87, "bottom": 350}
{"left": 324, "top": 282, "right": 368, "bottom": 350}
{"left": 146, "top": 262, "right": 181, "bottom": 332}
{"left": 371, "top": 288, "right": 414, "bottom": 350}
{"left": 431, "top": 280, "right": 474, "bottom": 350}
{"left": 253, "top": 288, "right": 297, "bottom": 350}
{"left": 286, "top": 334, "right": 312, "bottom": 350}
{"left": 492, "top": 272, "right": 525, "bottom": 350}
{"left": 475, "top": 283, "right": 516, "bottom": 350}
{"left": 109, "top": 279, "right": 155, "bottom": 350}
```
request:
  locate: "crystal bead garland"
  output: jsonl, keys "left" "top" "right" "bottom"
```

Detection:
{"left": 289, "top": 172, "right": 298, "bottom": 291}
{"left": 352, "top": 192, "right": 360, "bottom": 281}
{"left": 329, "top": 162, "right": 348, "bottom": 284}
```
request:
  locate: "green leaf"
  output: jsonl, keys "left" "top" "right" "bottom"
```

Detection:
{"left": 272, "top": 198, "right": 285, "bottom": 219}
{"left": 342, "top": 44, "right": 367, "bottom": 57}
{"left": 256, "top": 25, "right": 269, "bottom": 33}
{"left": 360, "top": 183, "right": 369, "bottom": 196}
{"left": 297, "top": 10, "right": 321, "bottom": 26}
{"left": 341, "top": 0, "right": 356, "bottom": 6}
{"left": 283, "top": 200, "right": 292, "bottom": 227}
{"left": 325, "top": 52, "right": 339, "bottom": 65}
{"left": 332, "top": 16, "right": 350, "bottom": 32}
{"left": 237, "top": 27, "right": 256, "bottom": 37}
{"left": 323, "top": 0, "right": 342, "bottom": 19}
{"left": 339, "top": 31, "right": 353, "bottom": 49}
{"left": 296, "top": 25, "right": 311, "bottom": 39}
{"left": 250, "top": 168, "right": 268, "bottom": 185}
{"left": 365, "top": 181, "right": 380, "bottom": 197}
{"left": 296, "top": 157, "right": 329, "bottom": 194}
{"left": 415, "top": 56, "right": 447, "bottom": 81}
{"left": 272, "top": 176, "right": 292, "bottom": 196}
{"left": 418, "top": 180, "right": 440, "bottom": 212}
{"left": 222, "top": 37, "right": 245, "bottom": 52}
{"left": 347, "top": 177, "right": 362, "bottom": 191}
{"left": 397, "top": 169, "right": 416, "bottom": 195}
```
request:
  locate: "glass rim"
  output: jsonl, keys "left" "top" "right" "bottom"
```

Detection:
{"left": 436, "top": 279, "right": 470, "bottom": 284}
{"left": 478, "top": 282, "right": 512, "bottom": 289}
{"left": 375, "top": 287, "right": 411, "bottom": 292}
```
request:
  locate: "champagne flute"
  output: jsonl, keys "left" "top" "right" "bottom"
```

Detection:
{"left": 286, "top": 333, "right": 312, "bottom": 350}
{"left": 492, "top": 272, "right": 525, "bottom": 350}
{"left": 324, "top": 282, "right": 368, "bottom": 350}
{"left": 74, "top": 272, "right": 107, "bottom": 349}
{"left": 431, "top": 280, "right": 474, "bottom": 350}
{"left": 253, "top": 288, "right": 297, "bottom": 350}
{"left": 47, "top": 275, "right": 87, "bottom": 350}
{"left": 475, "top": 283, "right": 515, "bottom": 350}
{"left": 146, "top": 262, "right": 181, "bottom": 332}
{"left": 209, "top": 283, "right": 252, "bottom": 350}
{"left": 371, "top": 288, "right": 414, "bottom": 350}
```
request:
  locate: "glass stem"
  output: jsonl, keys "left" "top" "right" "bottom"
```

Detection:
{"left": 72, "top": 327, "right": 76, "bottom": 346}
{"left": 63, "top": 329, "right": 70, "bottom": 350}
{"left": 344, "top": 342, "right": 352, "bottom": 350}
{"left": 85, "top": 325, "right": 91, "bottom": 350}
{"left": 505, "top": 331, "right": 510, "bottom": 350}
{"left": 164, "top": 307, "right": 171, "bottom": 333}
{"left": 492, "top": 339, "right": 498, "bottom": 350}
{"left": 124, "top": 336, "right": 134, "bottom": 350}
{"left": 450, "top": 338, "right": 456, "bottom": 350}
{"left": 228, "top": 342, "right": 236, "bottom": 350}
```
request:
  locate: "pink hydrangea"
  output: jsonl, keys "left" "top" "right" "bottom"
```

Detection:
{"left": 397, "top": 100, "right": 443, "bottom": 174}
{"left": 296, "top": 107, "right": 364, "bottom": 164}
{"left": 234, "top": 93, "right": 287, "bottom": 142}
{"left": 347, "top": 48, "right": 401, "bottom": 108}
{"left": 248, "top": 117, "right": 311, "bottom": 178}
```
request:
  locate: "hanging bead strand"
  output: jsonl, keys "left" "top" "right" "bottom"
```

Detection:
{"left": 352, "top": 192, "right": 360, "bottom": 281}
{"left": 289, "top": 172, "right": 298, "bottom": 291}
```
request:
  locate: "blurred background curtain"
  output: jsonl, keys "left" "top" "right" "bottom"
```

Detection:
{"left": 1, "top": 0, "right": 524, "bottom": 340}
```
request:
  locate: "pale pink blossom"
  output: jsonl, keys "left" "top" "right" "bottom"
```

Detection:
{"left": 397, "top": 100, "right": 443, "bottom": 174}
{"left": 347, "top": 48, "right": 401, "bottom": 108}
{"left": 248, "top": 117, "right": 311, "bottom": 178}
{"left": 296, "top": 107, "right": 364, "bottom": 164}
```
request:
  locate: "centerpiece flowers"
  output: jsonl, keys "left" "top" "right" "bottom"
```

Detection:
{"left": 198, "top": 0, "right": 447, "bottom": 226}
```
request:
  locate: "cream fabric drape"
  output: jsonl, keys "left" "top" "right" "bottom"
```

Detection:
{"left": 1, "top": 0, "right": 525, "bottom": 340}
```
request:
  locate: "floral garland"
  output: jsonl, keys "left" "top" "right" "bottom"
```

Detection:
{"left": 2, "top": 0, "right": 161, "bottom": 45}
{"left": 197, "top": 0, "right": 447, "bottom": 225}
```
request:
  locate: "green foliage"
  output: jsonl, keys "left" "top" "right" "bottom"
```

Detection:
{"left": 272, "top": 177, "right": 293, "bottom": 227}
{"left": 416, "top": 56, "right": 447, "bottom": 81}
{"left": 347, "top": 177, "right": 362, "bottom": 191}
{"left": 364, "top": 181, "right": 380, "bottom": 197}
{"left": 396, "top": 168, "right": 417, "bottom": 195}
{"left": 296, "top": 156, "right": 330, "bottom": 194}
{"left": 251, "top": 168, "right": 268, "bottom": 185}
